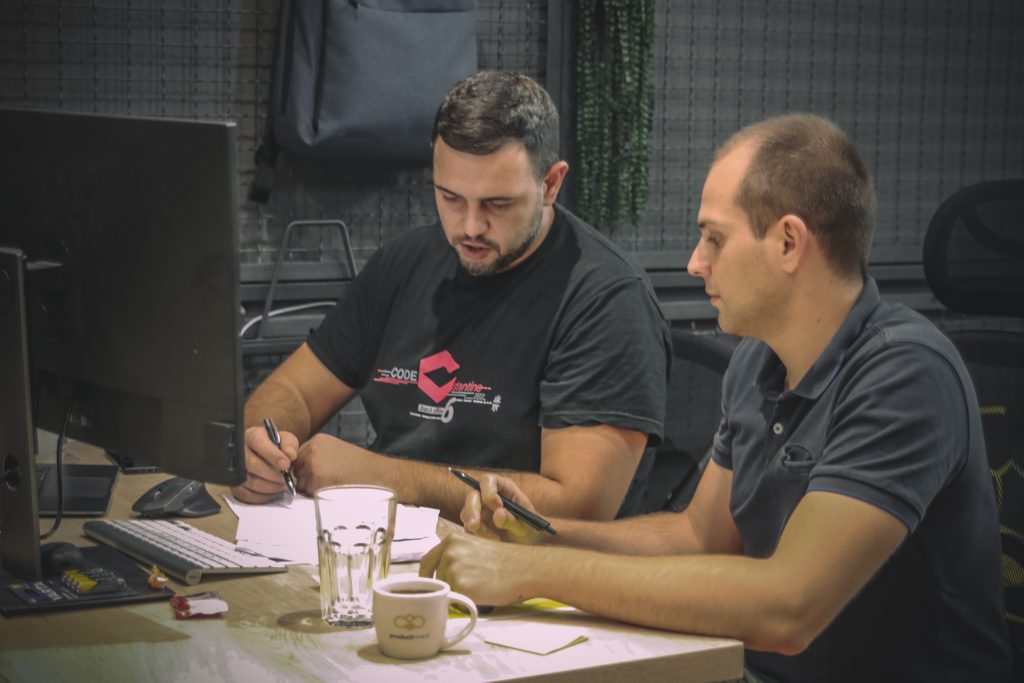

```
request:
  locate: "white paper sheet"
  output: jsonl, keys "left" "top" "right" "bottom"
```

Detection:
{"left": 480, "top": 621, "right": 589, "bottom": 655}
{"left": 223, "top": 493, "right": 441, "bottom": 565}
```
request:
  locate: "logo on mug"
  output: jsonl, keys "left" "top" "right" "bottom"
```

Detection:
{"left": 394, "top": 614, "right": 426, "bottom": 630}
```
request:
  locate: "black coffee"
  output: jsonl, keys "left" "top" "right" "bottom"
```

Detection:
{"left": 390, "top": 589, "right": 435, "bottom": 595}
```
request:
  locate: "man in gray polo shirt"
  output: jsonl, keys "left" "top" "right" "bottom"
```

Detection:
{"left": 422, "top": 114, "right": 1013, "bottom": 682}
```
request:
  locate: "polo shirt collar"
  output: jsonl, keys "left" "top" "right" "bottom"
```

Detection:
{"left": 754, "top": 276, "right": 883, "bottom": 400}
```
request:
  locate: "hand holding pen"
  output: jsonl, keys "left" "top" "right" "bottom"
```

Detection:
{"left": 263, "top": 417, "right": 297, "bottom": 497}
{"left": 450, "top": 467, "right": 556, "bottom": 536}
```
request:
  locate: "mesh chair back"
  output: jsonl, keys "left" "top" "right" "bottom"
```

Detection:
{"left": 923, "top": 179, "right": 1024, "bottom": 671}
{"left": 922, "top": 179, "right": 1024, "bottom": 317}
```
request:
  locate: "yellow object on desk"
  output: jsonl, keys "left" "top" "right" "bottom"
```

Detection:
{"left": 450, "top": 596, "right": 571, "bottom": 619}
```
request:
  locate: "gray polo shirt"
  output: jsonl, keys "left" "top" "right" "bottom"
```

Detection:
{"left": 713, "top": 277, "right": 1010, "bottom": 682}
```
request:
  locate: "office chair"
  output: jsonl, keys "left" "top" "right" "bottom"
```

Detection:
{"left": 644, "top": 329, "right": 737, "bottom": 513}
{"left": 922, "top": 179, "right": 1024, "bottom": 671}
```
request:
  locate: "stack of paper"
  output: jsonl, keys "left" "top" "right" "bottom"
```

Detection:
{"left": 223, "top": 494, "right": 441, "bottom": 564}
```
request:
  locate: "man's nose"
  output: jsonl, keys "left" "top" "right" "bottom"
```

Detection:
{"left": 687, "top": 243, "right": 707, "bottom": 278}
{"left": 463, "top": 203, "right": 487, "bottom": 239}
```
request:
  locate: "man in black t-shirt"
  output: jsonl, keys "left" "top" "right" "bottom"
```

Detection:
{"left": 424, "top": 114, "right": 1012, "bottom": 681}
{"left": 232, "top": 71, "right": 671, "bottom": 522}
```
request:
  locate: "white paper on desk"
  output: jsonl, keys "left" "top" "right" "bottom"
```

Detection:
{"left": 480, "top": 621, "right": 589, "bottom": 655}
{"left": 223, "top": 493, "right": 440, "bottom": 565}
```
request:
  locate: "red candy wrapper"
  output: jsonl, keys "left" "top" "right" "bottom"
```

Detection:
{"left": 170, "top": 591, "right": 228, "bottom": 620}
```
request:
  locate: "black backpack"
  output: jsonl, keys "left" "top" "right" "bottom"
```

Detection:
{"left": 250, "top": 0, "right": 478, "bottom": 203}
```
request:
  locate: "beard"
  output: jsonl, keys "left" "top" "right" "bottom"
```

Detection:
{"left": 454, "top": 199, "right": 544, "bottom": 277}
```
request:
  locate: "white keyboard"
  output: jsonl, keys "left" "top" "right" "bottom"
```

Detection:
{"left": 83, "top": 518, "right": 288, "bottom": 586}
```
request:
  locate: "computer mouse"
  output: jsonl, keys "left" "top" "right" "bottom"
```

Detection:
{"left": 132, "top": 476, "right": 221, "bottom": 518}
{"left": 40, "top": 541, "right": 86, "bottom": 575}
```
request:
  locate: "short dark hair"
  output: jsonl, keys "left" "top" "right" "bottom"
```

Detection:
{"left": 717, "top": 114, "right": 876, "bottom": 279}
{"left": 432, "top": 70, "right": 560, "bottom": 179}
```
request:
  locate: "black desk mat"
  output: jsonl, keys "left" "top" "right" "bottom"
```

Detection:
{"left": 0, "top": 544, "right": 173, "bottom": 617}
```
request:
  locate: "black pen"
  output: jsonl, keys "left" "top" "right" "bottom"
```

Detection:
{"left": 263, "top": 417, "right": 297, "bottom": 496}
{"left": 449, "top": 467, "right": 556, "bottom": 535}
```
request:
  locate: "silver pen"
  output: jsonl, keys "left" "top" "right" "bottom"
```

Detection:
{"left": 263, "top": 417, "right": 297, "bottom": 496}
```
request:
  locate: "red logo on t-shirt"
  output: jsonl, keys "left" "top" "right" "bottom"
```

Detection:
{"left": 417, "top": 350, "right": 460, "bottom": 404}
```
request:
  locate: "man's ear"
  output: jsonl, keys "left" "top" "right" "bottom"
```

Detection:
{"left": 541, "top": 161, "right": 569, "bottom": 205}
{"left": 773, "top": 213, "right": 810, "bottom": 275}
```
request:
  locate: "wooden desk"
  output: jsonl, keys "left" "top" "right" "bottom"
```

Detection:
{"left": 1, "top": 452, "right": 743, "bottom": 682}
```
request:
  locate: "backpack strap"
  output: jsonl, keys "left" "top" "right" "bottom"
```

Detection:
{"left": 248, "top": 0, "right": 292, "bottom": 204}
{"left": 248, "top": 107, "right": 278, "bottom": 204}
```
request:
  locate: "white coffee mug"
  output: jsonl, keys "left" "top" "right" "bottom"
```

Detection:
{"left": 372, "top": 576, "right": 478, "bottom": 659}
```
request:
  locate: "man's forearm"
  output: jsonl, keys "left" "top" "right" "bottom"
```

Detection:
{"left": 492, "top": 491, "right": 909, "bottom": 655}
{"left": 508, "top": 544, "right": 800, "bottom": 652}
{"left": 398, "top": 458, "right": 593, "bottom": 521}
{"left": 325, "top": 447, "right": 624, "bottom": 522}
{"left": 243, "top": 378, "right": 314, "bottom": 441}
{"left": 539, "top": 510, "right": 703, "bottom": 556}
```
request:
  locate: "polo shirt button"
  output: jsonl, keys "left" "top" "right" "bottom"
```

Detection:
{"left": 772, "top": 422, "right": 784, "bottom": 435}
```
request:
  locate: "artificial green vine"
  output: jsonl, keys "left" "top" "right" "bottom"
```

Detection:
{"left": 576, "top": 0, "right": 655, "bottom": 227}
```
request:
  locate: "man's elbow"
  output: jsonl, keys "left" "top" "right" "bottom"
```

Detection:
{"left": 748, "top": 628, "right": 814, "bottom": 657}
{"left": 746, "top": 595, "right": 835, "bottom": 656}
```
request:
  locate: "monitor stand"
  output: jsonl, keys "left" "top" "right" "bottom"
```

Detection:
{"left": 0, "top": 247, "right": 43, "bottom": 581}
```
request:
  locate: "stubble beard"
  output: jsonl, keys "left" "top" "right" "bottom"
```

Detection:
{"left": 456, "top": 200, "right": 544, "bottom": 277}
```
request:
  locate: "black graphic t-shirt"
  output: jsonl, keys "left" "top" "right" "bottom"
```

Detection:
{"left": 307, "top": 205, "right": 670, "bottom": 488}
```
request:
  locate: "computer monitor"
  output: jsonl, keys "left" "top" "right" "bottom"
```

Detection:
{"left": 0, "top": 108, "right": 246, "bottom": 580}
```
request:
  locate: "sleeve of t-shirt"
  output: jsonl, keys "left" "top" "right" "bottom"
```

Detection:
{"left": 306, "top": 247, "right": 390, "bottom": 390}
{"left": 808, "top": 341, "right": 971, "bottom": 533}
{"left": 710, "top": 412, "right": 734, "bottom": 471}
{"left": 538, "top": 275, "right": 671, "bottom": 445}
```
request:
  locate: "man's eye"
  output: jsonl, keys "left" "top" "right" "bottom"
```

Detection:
{"left": 488, "top": 201, "right": 511, "bottom": 210}
{"left": 442, "top": 194, "right": 461, "bottom": 203}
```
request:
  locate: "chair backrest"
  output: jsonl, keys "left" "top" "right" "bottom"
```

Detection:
{"left": 645, "top": 329, "right": 737, "bottom": 513}
{"left": 949, "top": 330, "right": 1024, "bottom": 670}
{"left": 923, "top": 179, "right": 1024, "bottom": 671}
{"left": 923, "top": 179, "right": 1024, "bottom": 317}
